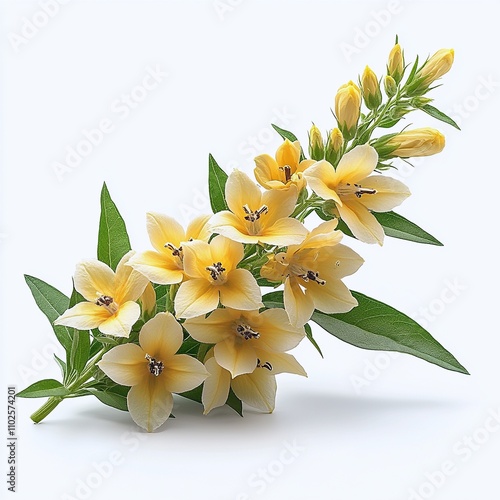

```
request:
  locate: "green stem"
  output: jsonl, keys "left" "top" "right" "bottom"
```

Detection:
{"left": 30, "top": 397, "right": 63, "bottom": 423}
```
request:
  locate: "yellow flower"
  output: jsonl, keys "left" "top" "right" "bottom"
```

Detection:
{"left": 361, "top": 66, "right": 382, "bottom": 110}
{"left": 128, "top": 213, "right": 211, "bottom": 285}
{"left": 387, "top": 43, "right": 404, "bottom": 83}
{"left": 201, "top": 347, "right": 306, "bottom": 414}
{"left": 97, "top": 312, "right": 208, "bottom": 432}
{"left": 335, "top": 81, "right": 361, "bottom": 140}
{"left": 184, "top": 307, "right": 305, "bottom": 378}
{"left": 385, "top": 128, "right": 445, "bottom": 158}
{"left": 174, "top": 235, "right": 263, "bottom": 319}
{"left": 261, "top": 220, "right": 363, "bottom": 326}
{"left": 208, "top": 170, "right": 308, "bottom": 246}
{"left": 304, "top": 145, "right": 410, "bottom": 245}
{"left": 254, "top": 139, "right": 315, "bottom": 191}
{"left": 418, "top": 48, "right": 454, "bottom": 87}
{"left": 54, "top": 251, "right": 149, "bottom": 338}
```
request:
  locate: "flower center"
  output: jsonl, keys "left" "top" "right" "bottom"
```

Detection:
{"left": 298, "top": 270, "right": 326, "bottom": 286}
{"left": 164, "top": 242, "right": 183, "bottom": 259}
{"left": 279, "top": 165, "right": 292, "bottom": 183}
{"left": 236, "top": 323, "right": 260, "bottom": 340}
{"left": 95, "top": 295, "right": 119, "bottom": 314}
{"left": 145, "top": 354, "right": 164, "bottom": 377}
{"left": 242, "top": 204, "right": 268, "bottom": 223}
{"left": 206, "top": 262, "right": 226, "bottom": 281}
{"left": 256, "top": 358, "right": 272, "bottom": 371}
{"left": 337, "top": 182, "right": 376, "bottom": 198}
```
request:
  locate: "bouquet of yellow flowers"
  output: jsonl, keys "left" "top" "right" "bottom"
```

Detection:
{"left": 19, "top": 38, "right": 467, "bottom": 432}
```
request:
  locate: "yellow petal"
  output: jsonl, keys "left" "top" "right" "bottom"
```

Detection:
{"left": 338, "top": 200, "right": 384, "bottom": 245}
{"left": 127, "top": 378, "right": 173, "bottom": 432}
{"left": 254, "top": 349, "right": 307, "bottom": 376}
{"left": 317, "top": 243, "right": 364, "bottom": 279}
{"left": 128, "top": 250, "right": 184, "bottom": 285}
{"left": 284, "top": 278, "right": 315, "bottom": 327}
{"left": 139, "top": 312, "right": 183, "bottom": 360}
{"left": 254, "top": 154, "right": 280, "bottom": 189}
{"left": 358, "top": 175, "right": 411, "bottom": 212}
{"left": 181, "top": 239, "right": 214, "bottom": 279}
{"left": 305, "top": 278, "right": 358, "bottom": 314}
{"left": 295, "top": 158, "right": 316, "bottom": 174}
{"left": 255, "top": 308, "right": 305, "bottom": 352}
{"left": 304, "top": 161, "right": 343, "bottom": 205}
{"left": 54, "top": 302, "right": 110, "bottom": 330}
{"left": 139, "top": 282, "right": 156, "bottom": 316}
{"left": 276, "top": 139, "right": 301, "bottom": 169}
{"left": 183, "top": 308, "right": 238, "bottom": 344}
{"left": 114, "top": 251, "right": 149, "bottom": 303}
{"left": 97, "top": 344, "right": 147, "bottom": 386}
{"left": 202, "top": 357, "right": 231, "bottom": 414}
{"left": 208, "top": 211, "right": 252, "bottom": 244}
{"left": 262, "top": 185, "right": 298, "bottom": 224}
{"left": 146, "top": 212, "right": 186, "bottom": 254}
{"left": 74, "top": 259, "right": 115, "bottom": 302}
{"left": 258, "top": 218, "right": 308, "bottom": 246}
{"left": 231, "top": 370, "right": 276, "bottom": 412}
{"left": 186, "top": 214, "right": 212, "bottom": 242}
{"left": 209, "top": 235, "right": 244, "bottom": 272}
{"left": 335, "top": 144, "right": 378, "bottom": 183}
{"left": 162, "top": 354, "right": 208, "bottom": 394}
{"left": 299, "top": 220, "right": 342, "bottom": 250}
{"left": 219, "top": 268, "right": 263, "bottom": 311}
{"left": 99, "top": 301, "right": 141, "bottom": 337}
{"left": 174, "top": 279, "right": 220, "bottom": 319}
{"left": 225, "top": 169, "right": 263, "bottom": 219}
{"left": 214, "top": 338, "right": 257, "bottom": 378}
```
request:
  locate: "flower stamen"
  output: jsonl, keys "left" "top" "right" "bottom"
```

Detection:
{"left": 257, "top": 358, "right": 273, "bottom": 371}
{"left": 236, "top": 323, "right": 260, "bottom": 340}
{"left": 164, "top": 242, "right": 183, "bottom": 258}
{"left": 338, "top": 182, "right": 377, "bottom": 198}
{"left": 299, "top": 270, "right": 326, "bottom": 286}
{"left": 243, "top": 204, "right": 268, "bottom": 222}
{"left": 145, "top": 353, "right": 164, "bottom": 376}
{"left": 279, "top": 165, "right": 292, "bottom": 183}
{"left": 95, "top": 295, "right": 119, "bottom": 314}
{"left": 206, "top": 262, "right": 226, "bottom": 281}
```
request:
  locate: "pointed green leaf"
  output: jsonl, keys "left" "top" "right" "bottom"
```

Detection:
{"left": 304, "top": 323, "right": 323, "bottom": 358}
{"left": 226, "top": 388, "right": 243, "bottom": 416}
{"left": 97, "top": 182, "right": 131, "bottom": 270}
{"left": 208, "top": 154, "right": 229, "bottom": 213}
{"left": 154, "top": 284, "right": 168, "bottom": 313}
{"left": 86, "top": 387, "right": 129, "bottom": 412}
{"left": 271, "top": 124, "right": 306, "bottom": 161}
{"left": 418, "top": 104, "right": 460, "bottom": 130}
{"left": 69, "top": 330, "right": 91, "bottom": 374}
{"left": 24, "top": 275, "right": 73, "bottom": 352}
{"left": 53, "top": 354, "right": 67, "bottom": 382}
{"left": 17, "top": 379, "right": 70, "bottom": 398}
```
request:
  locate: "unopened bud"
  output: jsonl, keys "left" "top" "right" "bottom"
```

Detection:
{"left": 387, "top": 43, "right": 404, "bottom": 84}
{"left": 361, "top": 66, "right": 382, "bottom": 110}
{"left": 385, "top": 128, "right": 445, "bottom": 158}
{"left": 325, "top": 128, "right": 344, "bottom": 165}
{"left": 384, "top": 75, "right": 397, "bottom": 98}
{"left": 308, "top": 124, "right": 325, "bottom": 161}
{"left": 335, "top": 81, "right": 361, "bottom": 141}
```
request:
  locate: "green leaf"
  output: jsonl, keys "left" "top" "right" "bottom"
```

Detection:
{"left": 374, "top": 211, "right": 443, "bottom": 246}
{"left": 226, "top": 389, "right": 243, "bottom": 416}
{"left": 70, "top": 330, "right": 91, "bottom": 374}
{"left": 17, "top": 379, "right": 70, "bottom": 398}
{"left": 97, "top": 182, "right": 131, "bottom": 270}
{"left": 24, "top": 275, "right": 73, "bottom": 352}
{"left": 262, "top": 291, "right": 468, "bottom": 374}
{"left": 154, "top": 284, "right": 168, "bottom": 313}
{"left": 86, "top": 387, "right": 129, "bottom": 411}
{"left": 179, "top": 385, "right": 203, "bottom": 404}
{"left": 304, "top": 323, "right": 323, "bottom": 358}
{"left": 208, "top": 154, "right": 229, "bottom": 213}
{"left": 271, "top": 124, "right": 306, "bottom": 161}
{"left": 53, "top": 354, "right": 67, "bottom": 382}
{"left": 418, "top": 104, "right": 460, "bottom": 130}
{"left": 313, "top": 292, "right": 469, "bottom": 374}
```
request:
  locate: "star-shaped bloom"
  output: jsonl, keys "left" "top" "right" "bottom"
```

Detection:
{"left": 208, "top": 170, "right": 308, "bottom": 246}
{"left": 54, "top": 251, "right": 149, "bottom": 338}
{"left": 97, "top": 312, "right": 208, "bottom": 432}
{"left": 254, "top": 139, "right": 315, "bottom": 191}
{"left": 304, "top": 145, "right": 410, "bottom": 245}
{"left": 174, "top": 235, "right": 263, "bottom": 319}
{"left": 184, "top": 307, "right": 305, "bottom": 378}
{"left": 128, "top": 213, "right": 211, "bottom": 285}
{"left": 261, "top": 220, "right": 363, "bottom": 326}
{"left": 201, "top": 348, "right": 306, "bottom": 414}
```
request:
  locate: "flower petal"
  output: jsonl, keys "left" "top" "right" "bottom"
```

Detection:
{"left": 214, "top": 338, "right": 257, "bottom": 378}
{"left": 186, "top": 214, "right": 212, "bottom": 242}
{"left": 127, "top": 378, "right": 173, "bottom": 432}
{"left": 299, "top": 220, "right": 343, "bottom": 250}
{"left": 254, "top": 350, "right": 307, "bottom": 376}
{"left": 317, "top": 244, "right": 364, "bottom": 279}
{"left": 225, "top": 169, "right": 263, "bottom": 219}
{"left": 183, "top": 308, "right": 239, "bottom": 344}
{"left": 128, "top": 250, "right": 184, "bottom": 285}
{"left": 335, "top": 144, "right": 378, "bottom": 182}
{"left": 358, "top": 175, "right": 411, "bottom": 212}
{"left": 147, "top": 212, "right": 186, "bottom": 254}
{"left": 219, "top": 268, "right": 263, "bottom": 311}
{"left": 231, "top": 370, "right": 277, "bottom": 412}
{"left": 97, "top": 343, "right": 147, "bottom": 386}
{"left": 258, "top": 218, "right": 308, "bottom": 247}
{"left": 208, "top": 211, "right": 252, "bottom": 244}
{"left": 74, "top": 259, "right": 115, "bottom": 302}
{"left": 209, "top": 235, "right": 244, "bottom": 272}
{"left": 114, "top": 251, "right": 149, "bottom": 303}
{"left": 181, "top": 239, "right": 214, "bottom": 279}
{"left": 338, "top": 200, "right": 385, "bottom": 245}
{"left": 174, "top": 279, "right": 220, "bottom": 319}
{"left": 304, "top": 161, "right": 342, "bottom": 205}
{"left": 284, "top": 277, "right": 315, "bottom": 327}
{"left": 202, "top": 357, "right": 231, "bottom": 414}
{"left": 254, "top": 154, "right": 280, "bottom": 189}
{"left": 306, "top": 278, "right": 358, "bottom": 314}
{"left": 139, "top": 312, "right": 183, "bottom": 360}
{"left": 162, "top": 354, "right": 208, "bottom": 394}
{"left": 99, "top": 301, "right": 141, "bottom": 337}
{"left": 262, "top": 185, "right": 298, "bottom": 224}
{"left": 54, "top": 302, "right": 110, "bottom": 330}
{"left": 255, "top": 308, "right": 305, "bottom": 352}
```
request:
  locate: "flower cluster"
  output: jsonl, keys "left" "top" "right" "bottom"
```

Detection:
{"left": 20, "top": 39, "right": 468, "bottom": 432}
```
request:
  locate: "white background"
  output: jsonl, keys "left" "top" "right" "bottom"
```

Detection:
{"left": 1, "top": 1, "right": 500, "bottom": 499}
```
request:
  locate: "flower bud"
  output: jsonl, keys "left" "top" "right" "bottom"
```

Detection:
{"left": 385, "top": 128, "right": 445, "bottom": 158}
{"left": 419, "top": 48, "right": 454, "bottom": 87}
{"left": 140, "top": 282, "right": 156, "bottom": 320}
{"left": 325, "top": 128, "right": 344, "bottom": 165}
{"left": 387, "top": 43, "right": 404, "bottom": 84}
{"left": 335, "top": 81, "right": 361, "bottom": 141}
{"left": 361, "top": 66, "right": 382, "bottom": 110}
{"left": 308, "top": 124, "right": 325, "bottom": 161}
{"left": 384, "top": 75, "right": 397, "bottom": 98}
